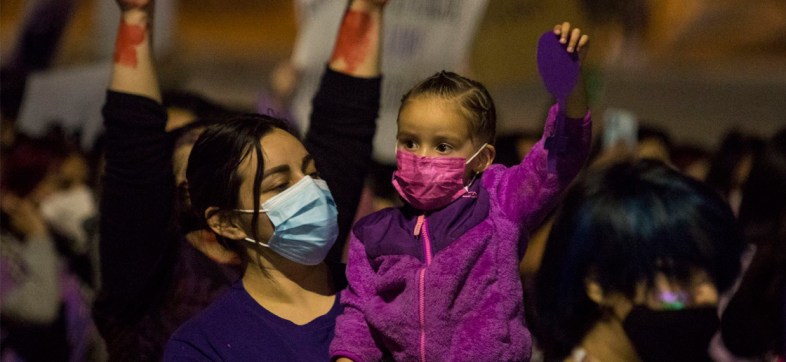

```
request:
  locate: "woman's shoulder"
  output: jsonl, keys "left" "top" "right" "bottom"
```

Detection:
{"left": 167, "top": 286, "right": 241, "bottom": 342}
{"left": 163, "top": 285, "right": 263, "bottom": 360}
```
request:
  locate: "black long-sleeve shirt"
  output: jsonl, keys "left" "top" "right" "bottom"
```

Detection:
{"left": 93, "top": 68, "right": 380, "bottom": 361}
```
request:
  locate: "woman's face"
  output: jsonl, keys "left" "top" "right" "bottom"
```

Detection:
{"left": 234, "top": 128, "right": 319, "bottom": 242}
{"left": 597, "top": 270, "right": 719, "bottom": 320}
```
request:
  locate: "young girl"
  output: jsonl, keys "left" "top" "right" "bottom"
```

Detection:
{"left": 330, "top": 23, "right": 592, "bottom": 361}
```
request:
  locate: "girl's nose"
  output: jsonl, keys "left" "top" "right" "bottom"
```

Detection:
{"left": 413, "top": 145, "right": 438, "bottom": 158}
{"left": 415, "top": 149, "right": 431, "bottom": 157}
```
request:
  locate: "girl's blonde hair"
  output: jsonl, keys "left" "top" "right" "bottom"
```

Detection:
{"left": 400, "top": 71, "right": 496, "bottom": 145}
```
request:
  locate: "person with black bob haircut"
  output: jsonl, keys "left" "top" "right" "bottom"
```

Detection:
{"left": 720, "top": 127, "right": 786, "bottom": 360}
{"left": 533, "top": 159, "right": 745, "bottom": 362}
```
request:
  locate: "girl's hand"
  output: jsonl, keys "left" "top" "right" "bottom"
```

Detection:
{"left": 548, "top": 21, "right": 590, "bottom": 118}
{"left": 553, "top": 22, "right": 589, "bottom": 58}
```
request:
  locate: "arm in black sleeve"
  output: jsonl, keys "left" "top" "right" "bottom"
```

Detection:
{"left": 95, "top": 91, "right": 177, "bottom": 322}
{"left": 304, "top": 67, "right": 381, "bottom": 263}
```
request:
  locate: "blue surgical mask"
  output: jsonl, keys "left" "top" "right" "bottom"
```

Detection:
{"left": 234, "top": 176, "right": 338, "bottom": 265}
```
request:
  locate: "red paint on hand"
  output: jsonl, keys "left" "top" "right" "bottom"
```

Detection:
{"left": 330, "top": 10, "right": 373, "bottom": 73}
{"left": 114, "top": 20, "right": 146, "bottom": 68}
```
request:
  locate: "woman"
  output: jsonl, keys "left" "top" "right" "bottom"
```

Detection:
{"left": 1, "top": 136, "right": 102, "bottom": 361}
{"left": 533, "top": 159, "right": 745, "bottom": 362}
{"left": 720, "top": 128, "right": 786, "bottom": 360}
{"left": 95, "top": 0, "right": 385, "bottom": 360}
{"left": 163, "top": 1, "right": 388, "bottom": 359}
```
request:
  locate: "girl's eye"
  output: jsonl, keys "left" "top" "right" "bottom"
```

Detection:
{"left": 401, "top": 140, "right": 416, "bottom": 149}
{"left": 436, "top": 143, "right": 453, "bottom": 152}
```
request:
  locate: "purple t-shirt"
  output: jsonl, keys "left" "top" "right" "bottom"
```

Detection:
{"left": 164, "top": 280, "right": 342, "bottom": 361}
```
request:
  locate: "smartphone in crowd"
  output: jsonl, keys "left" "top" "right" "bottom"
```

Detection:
{"left": 602, "top": 108, "right": 638, "bottom": 150}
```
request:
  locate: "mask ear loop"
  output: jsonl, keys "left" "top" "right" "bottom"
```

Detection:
{"left": 232, "top": 209, "right": 273, "bottom": 248}
{"left": 243, "top": 237, "right": 270, "bottom": 248}
{"left": 464, "top": 143, "right": 489, "bottom": 166}
{"left": 462, "top": 172, "right": 480, "bottom": 198}
{"left": 463, "top": 143, "right": 488, "bottom": 196}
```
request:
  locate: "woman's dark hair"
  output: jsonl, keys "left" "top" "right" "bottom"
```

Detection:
{"left": 0, "top": 135, "right": 66, "bottom": 197}
{"left": 705, "top": 130, "right": 764, "bottom": 198}
{"left": 400, "top": 71, "right": 496, "bottom": 145}
{"left": 637, "top": 123, "right": 673, "bottom": 158}
{"left": 738, "top": 128, "right": 786, "bottom": 243}
{"left": 670, "top": 143, "right": 710, "bottom": 175}
{"left": 533, "top": 159, "right": 745, "bottom": 360}
{"left": 185, "top": 113, "right": 293, "bottom": 259}
{"left": 720, "top": 128, "right": 786, "bottom": 357}
{"left": 170, "top": 118, "right": 225, "bottom": 150}
{"left": 162, "top": 90, "right": 236, "bottom": 122}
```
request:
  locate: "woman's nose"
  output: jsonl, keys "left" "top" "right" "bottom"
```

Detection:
{"left": 291, "top": 172, "right": 307, "bottom": 185}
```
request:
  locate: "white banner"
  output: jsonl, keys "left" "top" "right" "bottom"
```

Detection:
{"left": 290, "top": 0, "right": 490, "bottom": 163}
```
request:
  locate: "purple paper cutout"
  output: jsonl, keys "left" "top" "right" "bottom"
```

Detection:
{"left": 537, "top": 31, "right": 580, "bottom": 102}
{"left": 537, "top": 31, "right": 581, "bottom": 172}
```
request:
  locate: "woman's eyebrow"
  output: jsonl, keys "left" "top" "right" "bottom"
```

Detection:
{"left": 301, "top": 154, "right": 314, "bottom": 173}
{"left": 262, "top": 164, "right": 290, "bottom": 179}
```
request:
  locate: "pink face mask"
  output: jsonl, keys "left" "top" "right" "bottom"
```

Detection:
{"left": 392, "top": 145, "right": 487, "bottom": 211}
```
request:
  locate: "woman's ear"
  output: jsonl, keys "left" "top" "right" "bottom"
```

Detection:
{"left": 473, "top": 144, "right": 496, "bottom": 173}
{"left": 185, "top": 229, "right": 242, "bottom": 265}
{"left": 205, "top": 207, "right": 247, "bottom": 241}
{"left": 585, "top": 279, "right": 605, "bottom": 304}
{"left": 585, "top": 278, "right": 635, "bottom": 320}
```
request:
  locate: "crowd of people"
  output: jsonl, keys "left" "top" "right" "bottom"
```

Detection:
{"left": 1, "top": 0, "right": 784, "bottom": 361}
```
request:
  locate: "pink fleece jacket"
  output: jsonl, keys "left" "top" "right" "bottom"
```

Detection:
{"left": 331, "top": 104, "right": 592, "bottom": 361}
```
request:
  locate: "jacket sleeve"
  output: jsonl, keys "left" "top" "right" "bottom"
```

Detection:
{"left": 492, "top": 103, "right": 591, "bottom": 231}
{"left": 304, "top": 67, "right": 381, "bottom": 263}
{"left": 95, "top": 91, "right": 177, "bottom": 322}
{"left": 330, "top": 233, "right": 383, "bottom": 362}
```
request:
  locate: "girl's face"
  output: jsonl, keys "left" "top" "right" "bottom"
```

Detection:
{"left": 234, "top": 128, "right": 319, "bottom": 243}
{"left": 396, "top": 96, "right": 479, "bottom": 159}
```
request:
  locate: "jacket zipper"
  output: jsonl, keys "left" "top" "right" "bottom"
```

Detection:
{"left": 414, "top": 214, "right": 432, "bottom": 362}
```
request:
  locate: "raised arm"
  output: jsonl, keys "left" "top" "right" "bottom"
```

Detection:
{"left": 492, "top": 23, "right": 591, "bottom": 230}
{"left": 328, "top": 0, "right": 386, "bottom": 77}
{"left": 305, "top": 0, "right": 387, "bottom": 263}
{"left": 109, "top": 0, "right": 160, "bottom": 101}
{"left": 94, "top": 0, "right": 175, "bottom": 358}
